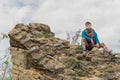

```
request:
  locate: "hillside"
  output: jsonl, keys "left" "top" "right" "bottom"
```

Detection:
{"left": 8, "top": 23, "right": 120, "bottom": 80}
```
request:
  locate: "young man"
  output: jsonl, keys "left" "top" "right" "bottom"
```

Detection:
{"left": 81, "top": 22, "right": 113, "bottom": 57}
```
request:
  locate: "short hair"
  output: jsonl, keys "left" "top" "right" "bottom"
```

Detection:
{"left": 85, "top": 22, "right": 91, "bottom": 26}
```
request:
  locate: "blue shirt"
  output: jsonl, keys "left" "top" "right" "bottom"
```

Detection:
{"left": 81, "top": 29, "right": 100, "bottom": 44}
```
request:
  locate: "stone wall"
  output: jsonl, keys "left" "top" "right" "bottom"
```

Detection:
{"left": 8, "top": 23, "right": 79, "bottom": 80}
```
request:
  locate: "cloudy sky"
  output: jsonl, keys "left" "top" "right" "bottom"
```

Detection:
{"left": 0, "top": 0, "right": 120, "bottom": 53}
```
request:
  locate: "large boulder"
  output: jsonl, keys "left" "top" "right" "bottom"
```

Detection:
{"left": 9, "top": 23, "right": 78, "bottom": 80}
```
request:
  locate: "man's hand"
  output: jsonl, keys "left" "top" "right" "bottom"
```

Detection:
{"left": 93, "top": 43, "right": 100, "bottom": 48}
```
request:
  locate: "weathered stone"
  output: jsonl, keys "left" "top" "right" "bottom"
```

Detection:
{"left": 11, "top": 68, "right": 20, "bottom": 75}
{"left": 11, "top": 74, "right": 19, "bottom": 80}
{"left": 8, "top": 23, "right": 120, "bottom": 80}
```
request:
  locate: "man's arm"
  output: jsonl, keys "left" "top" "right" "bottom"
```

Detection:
{"left": 94, "top": 31, "right": 100, "bottom": 44}
{"left": 90, "top": 39, "right": 94, "bottom": 45}
{"left": 91, "top": 30, "right": 100, "bottom": 47}
{"left": 81, "top": 30, "right": 91, "bottom": 41}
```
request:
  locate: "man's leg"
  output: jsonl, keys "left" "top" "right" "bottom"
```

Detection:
{"left": 100, "top": 43, "right": 113, "bottom": 55}
{"left": 81, "top": 38, "right": 89, "bottom": 57}
{"left": 81, "top": 38, "right": 87, "bottom": 50}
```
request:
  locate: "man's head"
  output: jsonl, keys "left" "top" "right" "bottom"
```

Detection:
{"left": 85, "top": 22, "right": 92, "bottom": 30}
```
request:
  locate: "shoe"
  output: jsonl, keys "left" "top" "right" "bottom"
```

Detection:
{"left": 109, "top": 50, "right": 115, "bottom": 56}
{"left": 82, "top": 50, "right": 87, "bottom": 57}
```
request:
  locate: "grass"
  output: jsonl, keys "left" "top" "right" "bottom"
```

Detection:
{"left": 34, "top": 33, "right": 41, "bottom": 38}
{"left": 75, "top": 69, "right": 90, "bottom": 76}
{"left": 65, "top": 58, "right": 80, "bottom": 69}
{"left": 108, "top": 56, "right": 117, "bottom": 62}
{"left": 103, "top": 68, "right": 115, "bottom": 73}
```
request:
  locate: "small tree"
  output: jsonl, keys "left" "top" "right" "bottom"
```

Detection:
{"left": 66, "top": 32, "right": 71, "bottom": 42}
{"left": 71, "top": 29, "right": 81, "bottom": 45}
{"left": 0, "top": 33, "right": 11, "bottom": 80}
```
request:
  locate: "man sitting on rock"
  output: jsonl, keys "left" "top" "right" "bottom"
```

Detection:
{"left": 81, "top": 21, "right": 113, "bottom": 57}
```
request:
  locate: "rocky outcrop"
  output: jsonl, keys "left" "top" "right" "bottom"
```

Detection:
{"left": 9, "top": 23, "right": 120, "bottom": 80}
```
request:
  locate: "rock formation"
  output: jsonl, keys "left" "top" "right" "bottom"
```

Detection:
{"left": 8, "top": 23, "right": 120, "bottom": 80}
